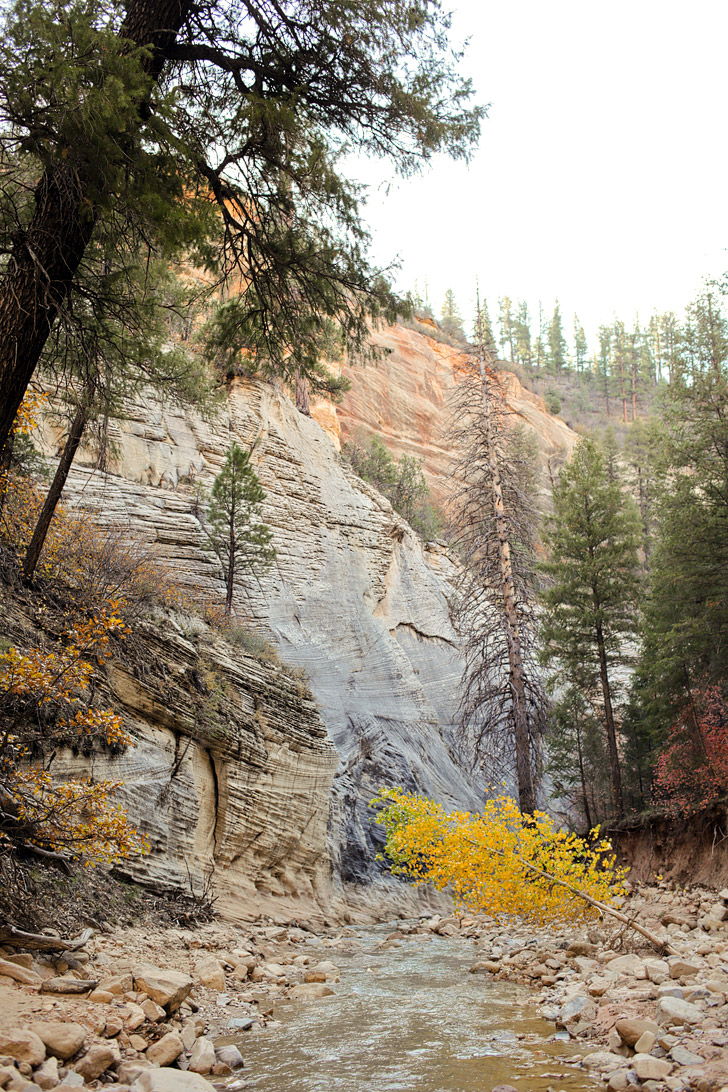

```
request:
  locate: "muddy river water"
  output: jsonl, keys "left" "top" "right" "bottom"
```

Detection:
{"left": 234, "top": 927, "right": 602, "bottom": 1092}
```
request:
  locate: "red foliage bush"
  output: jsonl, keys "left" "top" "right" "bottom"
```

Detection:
{"left": 653, "top": 685, "right": 728, "bottom": 815}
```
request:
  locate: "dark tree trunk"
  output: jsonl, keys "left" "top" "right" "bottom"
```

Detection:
{"left": 295, "top": 370, "right": 311, "bottom": 415}
{"left": 575, "top": 720, "right": 593, "bottom": 831}
{"left": 594, "top": 618, "right": 624, "bottom": 816}
{"left": 22, "top": 404, "right": 88, "bottom": 582}
{"left": 0, "top": 0, "right": 194, "bottom": 459}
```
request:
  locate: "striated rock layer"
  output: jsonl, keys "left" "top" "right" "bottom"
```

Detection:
{"left": 39, "top": 369, "right": 484, "bottom": 919}
{"left": 34, "top": 321, "right": 578, "bottom": 920}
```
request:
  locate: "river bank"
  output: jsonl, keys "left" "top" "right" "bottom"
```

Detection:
{"left": 1, "top": 883, "right": 727, "bottom": 1092}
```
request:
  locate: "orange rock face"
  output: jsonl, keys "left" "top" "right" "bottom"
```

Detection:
{"left": 310, "top": 322, "right": 577, "bottom": 505}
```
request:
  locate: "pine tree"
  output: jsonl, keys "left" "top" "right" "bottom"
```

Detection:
{"left": 205, "top": 444, "right": 276, "bottom": 615}
{"left": 573, "top": 316, "right": 588, "bottom": 374}
{"left": 498, "top": 296, "right": 515, "bottom": 362}
{"left": 0, "top": 0, "right": 484, "bottom": 459}
{"left": 547, "top": 301, "right": 568, "bottom": 375}
{"left": 540, "top": 438, "right": 642, "bottom": 817}
{"left": 440, "top": 288, "right": 465, "bottom": 340}
{"left": 514, "top": 301, "right": 533, "bottom": 367}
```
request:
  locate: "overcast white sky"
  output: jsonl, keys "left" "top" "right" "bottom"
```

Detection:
{"left": 353, "top": 0, "right": 728, "bottom": 347}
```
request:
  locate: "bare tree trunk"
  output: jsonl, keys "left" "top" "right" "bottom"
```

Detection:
{"left": 295, "top": 370, "right": 310, "bottom": 415}
{"left": 22, "top": 404, "right": 88, "bottom": 582}
{"left": 477, "top": 312, "right": 535, "bottom": 814}
{"left": 0, "top": 0, "right": 193, "bottom": 459}
{"left": 225, "top": 526, "right": 235, "bottom": 615}
{"left": 594, "top": 617, "right": 624, "bottom": 816}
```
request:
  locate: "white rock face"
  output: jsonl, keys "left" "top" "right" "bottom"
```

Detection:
{"left": 45, "top": 378, "right": 485, "bottom": 913}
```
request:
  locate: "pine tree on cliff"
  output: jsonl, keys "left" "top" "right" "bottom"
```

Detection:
{"left": 449, "top": 295, "right": 546, "bottom": 814}
{"left": 540, "top": 437, "right": 642, "bottom": 818}
{"left": 205, "top": 444, "right": 275, "bottom": 615}
{"left": 441, "top": 289, "right": 465, "bottom": 340}
{"left": 0, "top": 0, "right": 484, "bottom": 461}
{"left": 546, "top": 301, "right": 568, "bottom": 375}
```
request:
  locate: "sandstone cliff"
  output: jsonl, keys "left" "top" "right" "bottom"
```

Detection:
{"left": 312, "top": 321, "right": 577, "bottom": 503}
{"left": 33, "top": 320, "right": 577, "bottom": 921}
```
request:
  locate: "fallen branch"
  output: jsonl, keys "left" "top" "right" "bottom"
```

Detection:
{"left": 0, "top": 925, "right": 94, "bottom": 952}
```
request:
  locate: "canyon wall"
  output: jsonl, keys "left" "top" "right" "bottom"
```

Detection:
{"left": 34, "top": 321, "right": 576, "bottom": 921}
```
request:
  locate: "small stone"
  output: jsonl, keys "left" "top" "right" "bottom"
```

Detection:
{"left": 97, "top": 974, "right": 133, "bottom": 996}
{"left": 56, "top": 1074, "right": 84, "bottom": 1089}
{"left": 644, "top": 959, "right": 670, "bottom": 983}
{"left": 73, "top": 1044, "right": 118, "bottom": 1082}
{"left": 582, "top": 1051, "right": 628, "bottom": 1074}
{"left": 226, "top": 1019, "right": 252, "bottom": 1032}
{"left": 128, "top": 1036, "right": 148, "bottom": 1053}
{"left": 33, "top": 1059, "right": 59, "bottom": 1091}
{"left": 209, "top": 1064, "right": 230, "bottom": 1077}
{"left": 632, "top": 1054, "right": 672, "bottom": 1080}
{"left": 87, "top": 990, "right": 114, "bottom": 1005}
{"left": 634, "top": 1031, "right": 657, "bottom": 1054}
{"left": 117, "top": 1063, "right": 152, "bottom": 1086}
{"left": 141, "top": 1000, "right": 165, "bottom": 1024}
{"left": 657, "top": 995, "right": 702, "bottom": 1026}
{"left": 607, "top": 1070, "right": 638, "bottom": 1092}
{"left": 558, "top": 995, "right": 596, "bottom": 1027}
{"left": 303, "top": 971, "right": 326, "bottom": 983}
{"left": 123, "top": 1004, "right": 146, "bottom": 1032}
{"left": 30, "top": 1026, "right": 86, "bottom": 1062}
{"left": 0, "top": 1032, "right": 46, "bottom": 1068}
{"left": 615, "top": 1018, "right": 659, "bottom": 1048}
{"left": 180, "top": 1024, "right": 197, "bottom": 1053}
{"left": 609, "top": 954, "right": 647, "bottom": 978}
{"left": 669, "top": 960, "right": 702, "bottom": 979}
{"left": 145, "top": 1032, "right": 184, "bottom": 1067}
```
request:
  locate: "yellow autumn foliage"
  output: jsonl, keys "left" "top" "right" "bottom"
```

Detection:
{"left": 372, "top": 787, "right": 628, "bottom": 925}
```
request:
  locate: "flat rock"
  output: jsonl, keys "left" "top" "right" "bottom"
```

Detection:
{"left": 582, "top": 1051, "right": 627, "bottom": 1074}
{"left": 671, "top": 1045, "right": 706, "bottom": 1066}
{"left": 670, "top": 960, "right": 702, "bottom": 979}
{"left": 97, "top": 974, "right": 133, "bottom": 996}
{"left": 131, "top": 1073, "right": 214, "bottom": 1092}
{"left": 132, "top": 968, "right": 192, "bottom": 1012}
{"left": 0, "top": 961, "right": 42, "bottom": 987}
{"left": 0, "top": 1032, "right": 46, "bottom": 1067}
{"left": 288, "top": 982, "right": 334, "bottom": 1000}
{"left": 632, "top": 1054, "right": 672, "bottom": 1080}
{"left": 657, "top": 995, "right": 702, "bottom": 1026}
{"left": 30, "top": 1024, "right": 86, "bottom": 1061}
{"left": 608, "top": 955, "right": 646, "bottom": 978}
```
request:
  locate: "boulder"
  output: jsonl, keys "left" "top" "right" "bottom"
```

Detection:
{"left": 132, "top": 968, "right": 192, "bottom": 1012}
{"left": 669, "top": 959, "right": 702, "bottom": 979}
{"left": 146, "top": 1033, "right": 184, "bottom": 1068}
{"left": 187, "top": 1039, "right": 215, "bottom": 1076}
{"left": 0, "top": 1032, "right": 46, "bottom": 1068}
{"left": 73, "top": 1044, "right": 118, "bottom": 1082}
{"left": 96, "top": 974, "right": 133, "bottom": 996}
{"left": 214, "top": 1047, "right": 242, "bottom": 1071}
{"left": 30, "top": 1025, "right": 86, "bottom": 1061}
{"left": 632, "top": 1054, "right": 672, "bottom": 1080}
{"left": 131, "top": 1072, "right": 213, "bottom": 1092}
{"left": 657, "top": 995, "right": 702, "bottom": 1026}
{"left": 141, "top": 1001, "right": 165, "bottom": 1024}
{"left": 615, "top": 1018, "right": 659, "bottom": 1048}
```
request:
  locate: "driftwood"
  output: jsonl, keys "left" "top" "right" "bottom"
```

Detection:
{"left": 0, "top": 925, "right": 94, "bottom": 952}
{"left": 40, "top": 976, "right": 98, "bottom": 994}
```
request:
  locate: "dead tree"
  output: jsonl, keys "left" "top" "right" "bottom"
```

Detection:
{"left": 448, "top": 302, "right": 546, "bottom": 813}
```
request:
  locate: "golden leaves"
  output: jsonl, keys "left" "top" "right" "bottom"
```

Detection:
{"left": 372, "top": 787, "right": 628, "bottom": 926}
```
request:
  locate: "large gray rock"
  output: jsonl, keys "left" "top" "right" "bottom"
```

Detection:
{"left": 657, "top": 995, "right": 702, "bottom": 1026}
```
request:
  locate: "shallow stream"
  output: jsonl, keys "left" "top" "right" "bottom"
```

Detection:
{"left": 233, "top": 927, "right": 602, "bottom": 1092}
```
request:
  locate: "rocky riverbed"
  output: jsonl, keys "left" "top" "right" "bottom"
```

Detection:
{"left": 1, "top": 882, "right": 727, "bottom": 1092}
